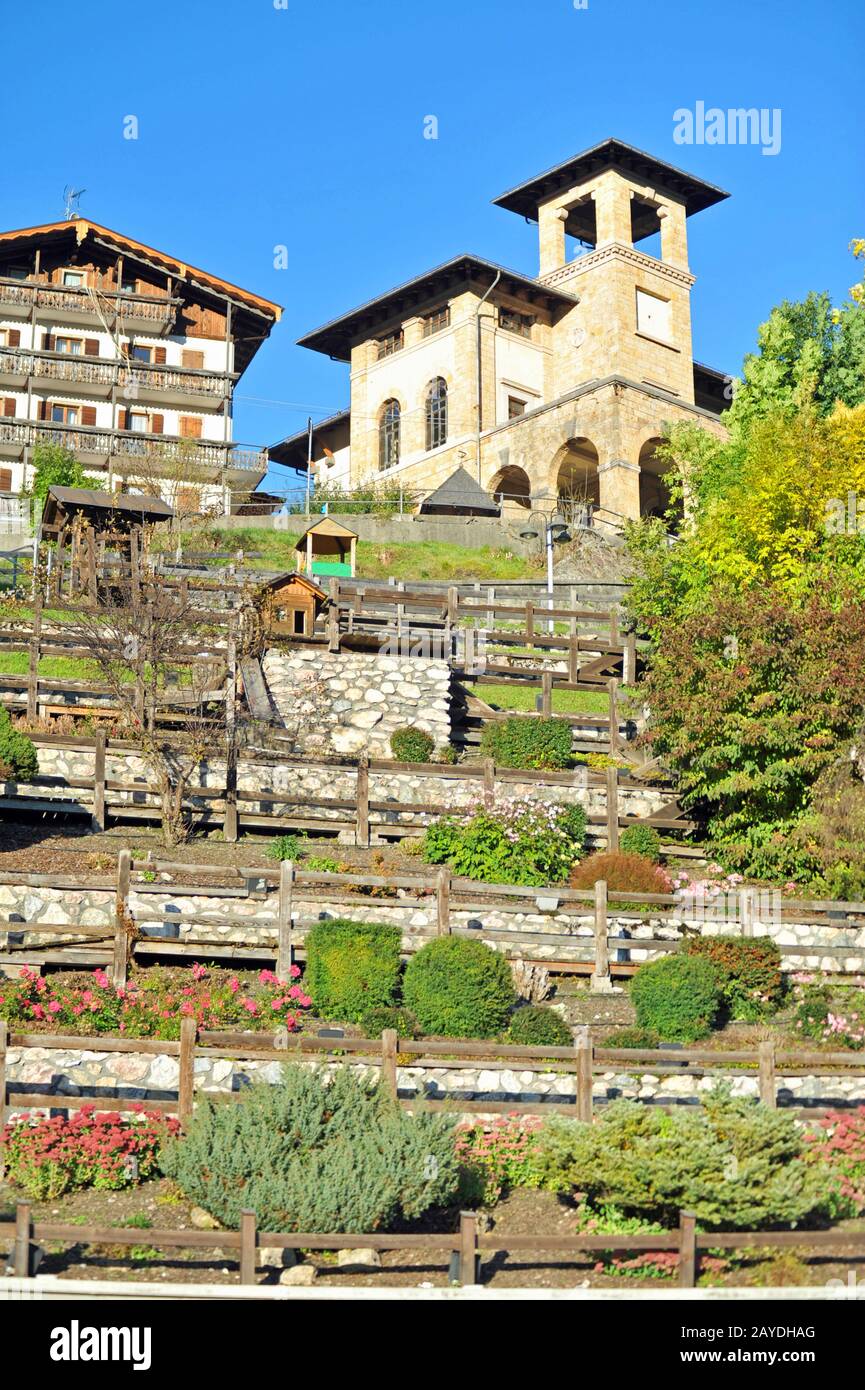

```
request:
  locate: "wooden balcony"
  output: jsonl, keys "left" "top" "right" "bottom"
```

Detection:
{"left": 0, "top": 347, "right": 228, "bottom": 403}
{"left": 0, "top": 417, "right": 266, "bottom": 479}
{"left": 0, "top": 278, "right": 176, "bottom": 332}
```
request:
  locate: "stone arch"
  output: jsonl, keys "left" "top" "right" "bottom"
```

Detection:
{"left": 638, "top": 436, "right": 679, "bottom": 522}
{"left": 551, "top": 437, "right": 600, "bottom": 520}
{"left": 488, "top": 463, "right": 532, "bottom": 513}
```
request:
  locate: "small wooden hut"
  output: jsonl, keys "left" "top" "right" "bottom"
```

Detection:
{"left": 40, "top": 485, "right": 174, "bottom": 599}
{"left": 258, "top": 571, "right": 327, "bottom": 638}
{"left": 294, "top": 516, "right": 358, "bottom": 578}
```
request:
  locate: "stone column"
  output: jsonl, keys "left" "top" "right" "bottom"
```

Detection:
{"left": 592, "top": 172, "right": 633, "bottom": 249}
{"left": 657, "top": 200, "right": 689, "bottom": 271}
{"left": 598, "top": 457, "right": 641, "bottom": 524}
{"left": 538, "top": 203, "right": 569, "bottom": 274}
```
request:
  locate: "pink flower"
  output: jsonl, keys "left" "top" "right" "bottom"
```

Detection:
{"left": 47, "top": 1000, "right": 61, "bottom": 1014}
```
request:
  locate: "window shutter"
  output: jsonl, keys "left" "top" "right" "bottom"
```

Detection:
{"left": 150, "top": 413, "right": 164, "bottom": 434}
{"left": 38, "top": 399, "right": 49, "bottom": 421}
{"left": 119, "top": 408, "right": 129, "bottom": 431}
{"left": 0, "top": 468, "right": 12, "bottom": 491}
{"left": 153, "top": 346, "right": 167, "bottom": 366}
{"left": 2, "top": 398, "right": 16, "bottom": 417}
{"left": 81, "top": 405, "right": 97, "bottom": 427}
{"left": 179, "top": 415, "right": 202, "bottom": 439}
{"left": 42, "top": 333, "right": 55, "bottom": 351}
{"left": 181, "top": 349, "right": 204, "bottom": 369}
{"left": 7, "top": 330, "right": 20, "bottom": 349}
{"left": 84, "top": 338, "right": 100, "bottom": 357}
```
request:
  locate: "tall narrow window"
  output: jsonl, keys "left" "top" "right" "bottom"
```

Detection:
{"left": 425, "top": 377, "right": 448, "bottom": 451}
{"left": 379, "top": 399, "right": 400, "bottom": 470}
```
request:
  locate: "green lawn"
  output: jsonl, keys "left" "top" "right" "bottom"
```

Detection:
{"left": 159, "top": 527, "right": 542, "bottom": 583}
{"left": 472, "top": 683, "right": 610, "bottom": 715}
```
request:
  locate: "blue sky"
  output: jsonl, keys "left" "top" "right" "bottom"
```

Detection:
{"left": 5, "top": 0, "right": 863, "bottom": 493}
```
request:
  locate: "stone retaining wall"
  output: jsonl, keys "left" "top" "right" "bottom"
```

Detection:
{"left": 6, "top": 1046, "right": 865, "bottom": 1114}
{"left": 3, "top": 879, "right": 865, "bottom": 974}
{"left": 262, "top": 649, "right": 452, "bottom": 756}
{"left": 18, "top": 744, "right": 668, "bottom": 834}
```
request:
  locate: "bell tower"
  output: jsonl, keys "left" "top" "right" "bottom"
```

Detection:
{"left": 493, "top": 140, "right": 729, "bottom": 404}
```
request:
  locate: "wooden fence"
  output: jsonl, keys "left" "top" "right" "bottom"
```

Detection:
{"left": 1, "top": 731, "right": 690, "bottom": 843}
{"left": 2, "top": 854, "right": 863, "bottom": 982}
{"left": 4, "top": 1017, "right": 865, "bottom": 1136}
{"left": 4, "top": 1199, "right": 863, "bottom": 1288}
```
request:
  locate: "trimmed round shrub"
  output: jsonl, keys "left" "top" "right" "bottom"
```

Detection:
{"left": 480, "top": 716, "right": 572, "bottom": 771}
{"left": 390, "top": 726, "right": 435, "bottom": 764}
{"left": 305, "top": 919, "right": 401, "bottom": 1023}
{"left": 161, "top": 1065, "right": 459, "bottom": 1233}
{"left": 508, "top": 1005, "right": 572, "bottom": 1047}
{"left": 618, "top": 825, "right": 662, "bottom": 861}
{"left": 629, "top": 954, "right": 721, "bottom": 1042}
{"left": 0, "top": 708, "right": 37, "bottom": 782}
{"left": 403, "top": 937, "right": 515, "bottom": 1038}
{"left": 682, "top": 935, "right": 783, "bottom": 1020}
{"left": 570, "top": 851, "right": 671, "bottom": 895}
{"left": 361, "top": 1005, "right": 417, "bottom": 1040}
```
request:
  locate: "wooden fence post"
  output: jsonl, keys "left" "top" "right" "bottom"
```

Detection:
{"left": 605, "top": 766, "right": 619, "bottom": 852}
{"left": 0, "top": 1020, "right": 7, "bottom": 1181}
{"left": 113, "top": 849, "right": 131, "bottom": 988}
{"left": 678, "top": 1210, "right": 697, "bottom": 1288}
{"left": 356, "top": 755, "right": 370, "bottom": 847}
{"left": 381, "top": 1028, "right": 398, "bottom": 1100}
{"left": 223, "top": 627, "right": 238, "bottom": 843}
{"left": 239, "top": 1209, "right": 258, "bottom": 1285}
{"left": 525, "top": 601, "right": 534, "bottom": 642}
{"left": 758, "top": 1039, "right": 777, "bottom": 1109}
{"left": 575, "top": 1026, "right": 594, "bottom": 1123}
{"left": 327, "top": 579, "right": 340, "bottom": 652}
{"left": 591, "top": 880, "right": 610, "bottom": 990}
{"left": 92, "top": 729, "right": 106, "bottom": 832}
{"left": 277, "top": 859, "right": 295, "bottom": 979}
{"left": 13, "top": 1201, "right": 33, "bottom": 1278}
{"left": 739, "top": 886, "right": 755, "bottom": 938}
{"left": 568, "top": 632, "right": 579, "bottom": 683}
{"left": 27, "top": 586, "right": 41, "bottom": 723}
{"left": 464, "top": 625, "right": 475, "bottom": 674}
{"left": 609, "top": 606, "right": 619, "bottom": 650}
{"left": 459, "top": 1210, "right": 478, "bottom": 1286}
{"left": 541, "top": 671, "right": 553, "bottom": 718}
{"left": 178, "top": 1015, "right": 197, "bottom": 1126}
{"left": 436, "top": 866, "right": 451, "bottom": 935}
{"left": 607, "top": 678, "right": 620, "bottom": 753}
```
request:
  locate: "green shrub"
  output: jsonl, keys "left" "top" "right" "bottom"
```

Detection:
{"left": 423, "top": 798, "right": 586, "bottom": 886}
{"left": 303, "top": 855, "right": 343, "bottom": 875}
{"left": 508, "top": 1005, "right": 572, "bottom": 1047}
{"left": 618, "top": 825, "right": 662, "bottom": 861}
{"left": 403, "top": 937, "right": 515, "bottom": 1038}
{"left": 305, "top": 919, "right": 401, "bottom": 1022}
{"left": 682, "top": 935, "right": 783, "bottom": 1020}
{"left": 570, "top": 851, "right": 671, "bottom": 894}
{"left": 265, "top": 833, "right": 303, "bottom": 862}
{"left": 390, "top": 726, "right": 436, "bottom": 763}
{"left": 0, "top": 708, "right": 38, "bottom": 782}
{"left": 629, "top": 954, "right": 721, "bottom": 1041}
{"left": 480, "top": 716, "right": 573, "bottom": 770}
{"left": 602, "top": 1027, "right": 662, "bottom": 1050}
{"left": 534, "top": 1086, "right": 822, "bottom": 1229}
{"left": 361, "top": 1005, "right": 417, "bottom": 1040}
{"left": 160, "top": 1065, "right": 459, "bottom": 1232}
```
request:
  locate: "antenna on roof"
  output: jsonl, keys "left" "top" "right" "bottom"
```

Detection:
{"left": 63, "top": 186, "right": 86, "bottom": 221}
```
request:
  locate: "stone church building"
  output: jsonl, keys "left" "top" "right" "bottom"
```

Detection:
{"left": 272, "top": 139, "right": 730, "bottom": 524}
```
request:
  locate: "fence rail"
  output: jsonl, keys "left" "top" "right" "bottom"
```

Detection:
{"left": 3, "top": 1199, "right": 862, "bottom": 1288}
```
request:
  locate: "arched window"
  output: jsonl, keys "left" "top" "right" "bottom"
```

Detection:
{"left": 378, "top": 398, "right": 400, "bottom": 470}
{"left": 425, "top": 377, "right": 448, "bottom": 451}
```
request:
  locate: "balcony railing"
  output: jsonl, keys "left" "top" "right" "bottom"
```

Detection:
{"left": 0, "top": 277, "right": 176, "bottom": 328}
{"left": 0, "top": 347, "right": 227, "bottom": 398}
{"left": 0, "top": 418, "right": 266, "bottom": 473}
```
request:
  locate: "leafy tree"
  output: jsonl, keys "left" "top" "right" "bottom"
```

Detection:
{"left": 26, "top": 440, "right": 100, "bottom": 504}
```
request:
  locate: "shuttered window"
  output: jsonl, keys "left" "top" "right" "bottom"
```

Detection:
{"left": 179, "top": 416, "right": 202, "bottom": 439}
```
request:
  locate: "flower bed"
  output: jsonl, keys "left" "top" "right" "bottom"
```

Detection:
{"left": 3, "top": 1106, "right": 179, "bottom": 1199}
{"left": 0, "top": 964, "right": 312, "bottom": 1040}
